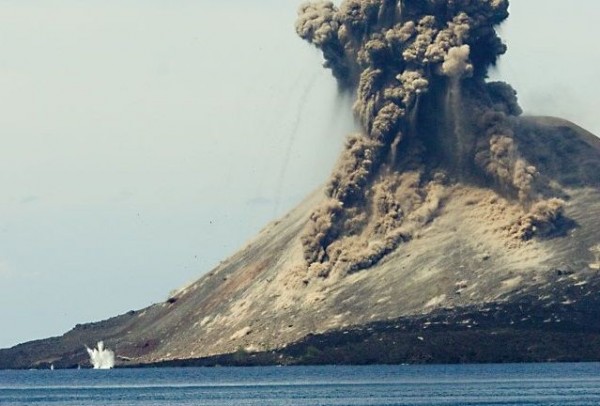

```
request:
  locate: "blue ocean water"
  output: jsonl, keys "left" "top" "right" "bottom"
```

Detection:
{"left": 1, "top": 363, "right": 600, "bottom": 405}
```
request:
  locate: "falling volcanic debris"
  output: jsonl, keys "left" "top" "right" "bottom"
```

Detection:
{"left": 295, "top": 0, "right": 566, "bottom": 278}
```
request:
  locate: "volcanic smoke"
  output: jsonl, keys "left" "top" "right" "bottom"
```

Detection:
{"left": 296, "top": 0, "right": 565, "bottom": 278}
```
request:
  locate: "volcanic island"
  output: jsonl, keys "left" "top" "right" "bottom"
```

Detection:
{"left": 2, "top": 0, "right": 600, "bottom": 368}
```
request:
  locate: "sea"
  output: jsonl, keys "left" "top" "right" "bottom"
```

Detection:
{"left": 1, "top": 363, "right": 600, "bottom": 405}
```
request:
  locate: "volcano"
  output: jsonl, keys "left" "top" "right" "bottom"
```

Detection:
{"left": 1, "top": 0, "right": 600, "bottom": 368}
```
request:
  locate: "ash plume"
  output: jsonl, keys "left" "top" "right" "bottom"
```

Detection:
{"left": 296, "top": 0, "right": 565, "bottom": 277}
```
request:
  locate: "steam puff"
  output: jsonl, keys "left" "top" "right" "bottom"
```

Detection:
{"left": 296, "top": 0, "right": 566, "bottom": 276}
{"left": 85, "top": 341, "right": 115, "bottom": 369}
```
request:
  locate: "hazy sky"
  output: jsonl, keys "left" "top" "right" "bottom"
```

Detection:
{"left": 0, "top": 1, "right": 598, "bottom": 349}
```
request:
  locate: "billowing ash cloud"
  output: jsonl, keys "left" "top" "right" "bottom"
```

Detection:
{"left": 296, "top": 0, "right": 564, "bottom": 278}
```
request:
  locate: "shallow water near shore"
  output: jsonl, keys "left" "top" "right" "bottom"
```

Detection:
{"left": 1, "top": 363, "right": 600, "bottom": 405}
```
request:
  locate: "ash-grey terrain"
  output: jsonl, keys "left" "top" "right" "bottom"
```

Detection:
{"left": 1, "top": 0, "right": 599, "bottom": 368}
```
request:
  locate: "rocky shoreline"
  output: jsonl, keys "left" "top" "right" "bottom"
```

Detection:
{"left": 4, "top": 295, "right": 600, "bottom": 369}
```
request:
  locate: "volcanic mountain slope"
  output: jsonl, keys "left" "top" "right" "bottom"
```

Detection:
{"left": 2, "top": 116, "right": 599, "bottom": 369}
{"left": 2, "top": 0, "right": 600, "bottom": 368}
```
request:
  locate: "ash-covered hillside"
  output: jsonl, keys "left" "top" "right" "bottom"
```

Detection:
{"left": 1, "top": 0, "right": 600, "bottom": 368}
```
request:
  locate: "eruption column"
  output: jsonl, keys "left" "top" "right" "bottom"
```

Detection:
{"left": 295, "top": 0, "right": 565, "bottom": 277}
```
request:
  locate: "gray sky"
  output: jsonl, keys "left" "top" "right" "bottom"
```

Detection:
{"left": 0, "top": 1, "right": 598, "bottom": 349}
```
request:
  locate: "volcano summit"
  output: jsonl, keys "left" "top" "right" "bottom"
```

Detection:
{"left": 1, "top": 0, "right": 600, "bottom": 368}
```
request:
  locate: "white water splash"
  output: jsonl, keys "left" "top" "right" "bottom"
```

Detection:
{"left": 85, "top": 341, "right": 115, "bottom": 369}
